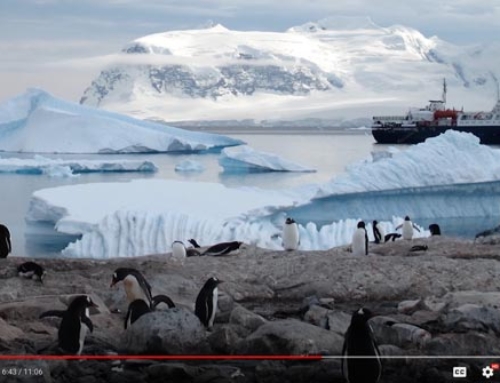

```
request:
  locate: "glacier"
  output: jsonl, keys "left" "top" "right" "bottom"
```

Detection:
{"left": 0, "top": 88, "right": 244, "bottom": 153}
{"left": 219, "top": 145, "right": 316, "bottom": 173}
{"left": 0, "top": 155, "right": 157, "bottom": 176}
{"left": 25, "top": 131, "right": 500, "bottom": 258}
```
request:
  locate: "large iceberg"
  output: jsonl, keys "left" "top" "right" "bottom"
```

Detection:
{"left": 25, "top": 131, "right": 500, "bottom": 258}
{"left": 0, "top": 89, "right": 244, "bottom": 153}
{"left": 0, "top": 155, "right": 157, "bottom": 176}
{"left": 219, "top": 145, "right": 316, "bottom": 173}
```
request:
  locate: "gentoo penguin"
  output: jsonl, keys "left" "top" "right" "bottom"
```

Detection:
{"left": 110, "top": 268, "right": 153, "bottom": 308}
{"left": 171, "top": 240, "right": 187, "bottom": 258}
{"left": 342, "top": 308, "right": 382, "bottom": 383}
{"left": 372, "top": 220, "right": 384, "bottom": 244}
{"left": 17, "top": 261, "right": 45, "bottom": 283}
{"left": 201, "top": 241, "right": 243, "bottom": 256}
{"left": 428, "top": 223, "right": 441, "bottom": 236}
{"left": 282, "top": 217, "right": 300, "bottom": 251}
{"left": 125, "top": 295, "right": 176, "bottom": 329}
{"left": 195, "top": 277, "right": 223, "bottom": 329}
{"left": 384, "top": 233, "right": 401, "bottom": 242}
{"left": 0, "top": 224, "right": 11, "bottom": 258}
{"left": 351, "top": 221, "right": 368, "bottom": 256}
{"left": 395, "top": 216, "right": 421, "bottom": 240}
{"left": 188, "top": 239, "right": 201, "bottom": 248}
{"left": 39, "top": 295, "right": 97, "bottom": 355}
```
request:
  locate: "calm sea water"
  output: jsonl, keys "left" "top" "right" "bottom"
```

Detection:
{"left": 0, "top": 132, "right": 496, "bottom": 258}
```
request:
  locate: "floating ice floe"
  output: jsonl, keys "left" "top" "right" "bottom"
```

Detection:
{"left": 175, "top": 159, "right": 205, "bottom": 173}
{"left": 0, "top": 155, "right": 157, "bottom": 176}
{"left": 0, "top": 88, "right": 244, "bottom": 153}
{"left": 219, "top": 145, "right": 316, "bottom": 173}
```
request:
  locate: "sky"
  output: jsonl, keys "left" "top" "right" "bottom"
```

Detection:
{"left": 0, "top": 0, "right": 499, "bottom": 102}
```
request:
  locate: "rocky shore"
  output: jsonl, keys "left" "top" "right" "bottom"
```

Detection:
{"left": 1, "top": 235, "right": 500, "bottom": 382}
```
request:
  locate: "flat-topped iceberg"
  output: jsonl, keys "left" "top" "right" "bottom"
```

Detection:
{"left": 0, "top": 89, "right": 244, "bottom": 153}
{"left": 219, "top": 145, "right": 316, "bottom": 173}
{"left": 0, "top": 155, "right": 157, "bottom": 176}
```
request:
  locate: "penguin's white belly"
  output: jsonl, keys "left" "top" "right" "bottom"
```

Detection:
{"left": 402, "top": 222, "right": 413, "bottom": 240}
{"left": 124, "top": 277, "right": 149, "bottom": 305}
{"left": 283, "top": 225, "right": 299, "bottom": 250}
{"left": 208, "top": 287, "right": 218, "bottom": 328}
{"left": 352, "top": 230, "right": 366, "bottom": 256}
{"left": 172, "top": 244, "right": 186, "bottom": 258}
{"left": 78, "top": 308, "right": 90, "bottom": 356}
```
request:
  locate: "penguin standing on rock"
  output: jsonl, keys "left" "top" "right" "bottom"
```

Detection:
{"left": 201, "top": 241, "right": 243, "bottom": 256}
{"left": 282, "top": 217, "right": 300, "bottom": 251}
{"left": 351, "top": 221, "right": 368, "bottom": 256}
{"left": 372, "top": 220, "right": 384, "bottom": 244}
{"left": 110, "top": 268, "right": 154, "bottom": 308}
{"left": 171, "top": 241, "right": 187, "bottom": 258}
{"left": 17, "top": 261, "right": 45, "bottom": 283}
{"left": 195, "top": 277, "right": 223, "bottom": 330}
{"left": 0, "top": 224, "right": 11, "bottom": 258}
{"left": 396, "top": 216, "right": 421, "bottom": 240}
{"left": 342, "top": 308, "right": 382, "bottom": 383}
{"left": 39, "top": 295, "right": 97, "bottom": 355}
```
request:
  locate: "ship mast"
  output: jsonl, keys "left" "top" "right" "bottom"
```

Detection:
{"left": 442, "top": 78, "right": 447, "bottom": 104}
{"left": 491, "top": 72, "right": 500, "bottom": 114}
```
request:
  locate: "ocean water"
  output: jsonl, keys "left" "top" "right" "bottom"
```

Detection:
{"left": 0, "top": 131, "right": 496, "bottom": 258}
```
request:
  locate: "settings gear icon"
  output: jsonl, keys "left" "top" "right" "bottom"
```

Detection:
{"left": 483, "top": 366, "right": 494, "bottom": 379}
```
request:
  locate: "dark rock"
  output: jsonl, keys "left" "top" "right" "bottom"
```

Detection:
{"left": 207, "top": 325, "right": 242, "bottom": 354}
{"left": 229, "top": 305, "right": 267, "bottom": 334}
{"left": 441, "top": 304, "right": 500, "bottom": 334}
{"left": 123, "top": 308, "right": 209, "bottom": 354}
{"left": 239, "top": 319, "right": 343, "bottom": 355}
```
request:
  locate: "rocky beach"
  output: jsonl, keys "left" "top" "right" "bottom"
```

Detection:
{"left": 1, "top": 235, "right": 500, "bottom": 382}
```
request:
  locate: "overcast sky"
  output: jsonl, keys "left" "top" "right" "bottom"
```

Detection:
{"left": 1, "top": 0, "right": 499, "bottom": 101}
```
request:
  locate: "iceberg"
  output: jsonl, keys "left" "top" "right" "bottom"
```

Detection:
{"left": 0, "top": 89, "right": 244, "bottom": 153}
{"left": 175, "top": 159, "right": 205, "bottom": 173}
{"left": 219, "top": 145, "right": 316, "bottom": 173}
{"left": 0, "top": 155, "right": 157, "bottom": 176}
{"left": 25, "top": 131, "right": 500, "bottom": 258}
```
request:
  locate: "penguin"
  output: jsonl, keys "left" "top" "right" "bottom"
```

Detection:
{"left": 384, "top": 233, "right": 402, "bottom": 242}
{"left": 429, "top": 223, "right": 441, "bottom": 236}
{"left": 124, "top": 299, "right": 151, "bottom": 330}
{"left": 39, "top": 295, "right": 97, "bottom": 355}
{"left": 188, "top": 239, "right": 201, "bottom": 248}
{"left": 0, "top": 224, "right": 11, "bottom": 258}
{"left": 395, "top": 216, "right": 421, "bottom": 240}
{"left": 110, "top": 268, "right": 153, "bottom": 308}
{"left": 342, "top": 308, "right": 382, "bottom": 383}
{"left": 124, "top": 295, "right": 176, "bottom": 329}
{"left": 195, "top": 277, "right": 223, "bottom": 329}
{"left": 372, "top": 220, "right": 384, "bottom": 244}
{"left": 201, "top": 241, "right": 243, "bottom": 256}
{"left": 17, "top": 261, "right": 45, "bottom": 283}
{"left": 282, "top": 217, "right": 300, "bottom": 251}
{"left": 351, "top": 221, "right": 368, "bottom": 256}
{"left": 171, "top": 241, "right": 187, "bottom": 258}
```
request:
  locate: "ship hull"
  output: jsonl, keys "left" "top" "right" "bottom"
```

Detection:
{"left": 372, "top": 125, "right": 500, "bottom": 145}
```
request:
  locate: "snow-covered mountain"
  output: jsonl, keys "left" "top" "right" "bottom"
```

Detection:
{"left": 80, "top": 17, "right": 500, "bottom": 125}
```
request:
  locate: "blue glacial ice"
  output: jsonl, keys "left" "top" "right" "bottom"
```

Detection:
{"left": 0, "top": 88, "right": 244, "bottom": 153}
{"left": 0, "top": 155, "right": 157, "bottom": 177}
{"left": 219, "top": 145, "right": 316, "bottom": 173}
{"left": 25, "top": 130, "right": 500, "bottom": 258}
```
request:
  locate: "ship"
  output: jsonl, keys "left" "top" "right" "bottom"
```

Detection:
{"left": 371, "top": 79, "right": 500, "bottom": 145}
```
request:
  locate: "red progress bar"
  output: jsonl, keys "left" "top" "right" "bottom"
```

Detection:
{"left": 0, "top": 355, "right": 323, "bottom": 361}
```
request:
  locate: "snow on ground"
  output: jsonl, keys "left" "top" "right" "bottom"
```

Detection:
{"left": 0, "top": 155, "right": 157, "bottom": 176}
{"left": 26, "top": 131, "right": 495, "bottom": 258}
{"left": 0, "top": 88, "right": 244, "bottom": 153}
{"left": 219, "top": 145, "right": 316, "bottom": 173}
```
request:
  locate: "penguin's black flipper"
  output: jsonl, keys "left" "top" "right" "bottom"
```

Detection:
{"left": 410, "top": 245, "right": 428, "bottom": 252}
{"left": 152, "top": 294, "right": 176, "bottom": 309}
{"left": 39, "top": 310, "right": 65, "bottom": 319}
{"left": 81, "top": 315, "right": 94, "bottom": 333}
